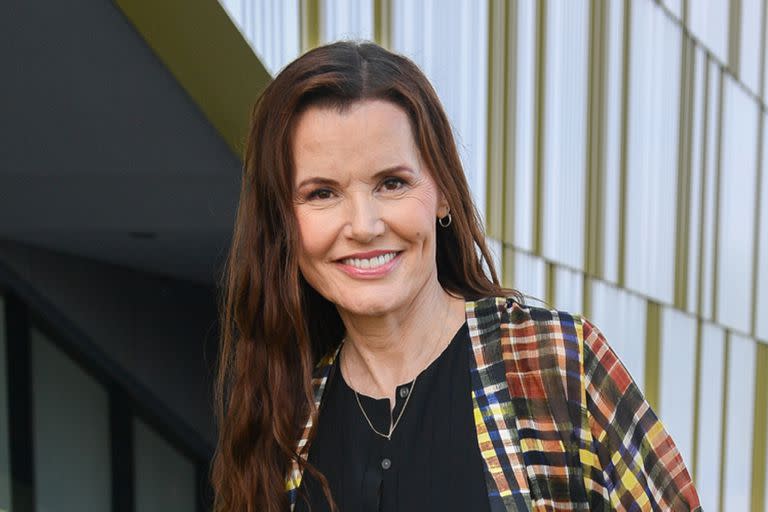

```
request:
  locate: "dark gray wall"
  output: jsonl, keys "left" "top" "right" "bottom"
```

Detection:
{"left": 0, "top": 241, "right": 219, "bottom": 448}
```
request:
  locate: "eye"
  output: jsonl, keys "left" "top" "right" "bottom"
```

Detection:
{"left": 307, "top": 188, "right": 335, "bottom": 201}
{"left": 380, "top": 177, "right": 406, "bottom": 192}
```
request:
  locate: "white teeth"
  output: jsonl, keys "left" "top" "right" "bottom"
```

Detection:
{"left": 343, "top": 252, "right": 397, "bottom": 269}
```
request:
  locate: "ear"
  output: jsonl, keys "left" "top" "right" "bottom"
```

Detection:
{"left": 436, "top": 197, "right": 450, "bottom": 219}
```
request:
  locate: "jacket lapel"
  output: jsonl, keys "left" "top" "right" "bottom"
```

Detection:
{"left": 286, "top": 347, "right": 339, "bottom": 510}
{"left": 466, "top": 297, "right": 532, "bottom": 511}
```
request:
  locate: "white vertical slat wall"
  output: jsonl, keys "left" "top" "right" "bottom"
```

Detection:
{"left": 601, "top": 0, "right": 625, "bottom": 285}
{"left": 540, "top": 0, "right": 589, "bottom": 270}
{"left": 695, "top": 322, "right": 725, "bottom": 512}
{"left": 512, "top": 0, "right": 537, "bottom": 253}
{"left": 392, "top": 0, "right": 489, "bottom": 222}
{"left": 218, "top": 0, "right": 300, "bottom": 75}
{"left": 717, "top": 76, "right": 759, "bottom": 333}
{"left": 722, "top": 334, "right": 757, "bottom": 511}
{"left": 322, "top": 0, "right": 373, "bottom": 43}
{"left": 625, "top": 0, "right": 680, "bottom": 304}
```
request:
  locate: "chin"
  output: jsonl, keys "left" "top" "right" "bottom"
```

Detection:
{"left": 336, "top": 292, "right": 402, "bottom": 317}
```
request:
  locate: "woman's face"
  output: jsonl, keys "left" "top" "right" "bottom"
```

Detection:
{"left": 292, "top": 99, "right": 448, "bottom": 318}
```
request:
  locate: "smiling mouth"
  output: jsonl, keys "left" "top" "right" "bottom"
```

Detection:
{"left": 339, "top": 251, "right": 400, "bottom": 270}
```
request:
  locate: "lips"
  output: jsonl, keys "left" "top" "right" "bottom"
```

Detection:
{"left": 340, "top": 251, "right": 398, "bottom": 270}
{"left": 335, "top": 250, "right": 402, "bottom": 277}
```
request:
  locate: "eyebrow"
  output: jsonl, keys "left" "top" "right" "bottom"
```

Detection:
{"left": 295, "top": 165, "right": 415, "bottom": 190}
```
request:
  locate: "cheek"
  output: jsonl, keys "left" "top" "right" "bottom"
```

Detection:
{"left": 296, "top": 209, "right": 335, "bottom": 263}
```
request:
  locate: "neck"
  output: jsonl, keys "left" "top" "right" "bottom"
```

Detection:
{"left": 338, "top": 279, "right": 465, "bottom": 402}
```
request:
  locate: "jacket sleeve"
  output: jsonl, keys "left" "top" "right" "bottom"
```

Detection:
{"left": 578, "top": 319, "right": 702, "bottom": 511}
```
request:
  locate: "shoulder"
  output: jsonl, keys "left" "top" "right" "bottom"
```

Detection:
{"left": 466, "top": 295, "right": 590, "bottom": 354}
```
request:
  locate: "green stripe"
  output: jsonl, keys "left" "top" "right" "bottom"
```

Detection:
{"left": 373, "top": 0, "right": 392, "bottom": 49}
{"left": 717, "top": 331, "right": 731, "bottom": 512}
{"left": 674, "top": 37, "right": 694, "bottom": 311}
{"left": 485, "top": 0, "right": 506, "bottom": 241}
{"left": 300, "top": 0, "right": 321, "bottom": 52}
{"left": 502, "top": 1, "right": 517, "bottom": 247}
{"left": 114, "top": 0, "right": 271, "bottom": 157}
{"left": 751, "top": 343, "right": 768, "bottom": 511}
{"left": 696, "top": 56, "right": 711, "bottom": 318}
{"left": 616, "top": 0, "right": 631, "bottom": 287}
{"left": 690, "top": 318, "right": 703, "bottom": 481}
{"left": 711, "top": 69, "right": 725, "bottom": 322}
{"left": 644, "top": 300, "right": 661, "bottom": 410}
{"left": 502, "top": 245, "right": 516, "bottom": 290}
{"left": 532, "top": 0, "right": 547, "bottom": 257}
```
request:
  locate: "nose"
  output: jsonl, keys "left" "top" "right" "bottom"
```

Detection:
{"left": 344, "top": 194, "right": 385, "bottom": 243}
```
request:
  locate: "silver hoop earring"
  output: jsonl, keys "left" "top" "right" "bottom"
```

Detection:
{"left": 438, "top": 212, "right": 452, "bottom": 228}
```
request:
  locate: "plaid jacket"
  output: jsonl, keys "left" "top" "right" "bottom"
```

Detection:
{"left": 286, "top": 297, "right": 702, "bottom": 511}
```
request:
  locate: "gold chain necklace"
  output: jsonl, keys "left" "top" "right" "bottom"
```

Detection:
{"left": 343, "top": 299, "right": 452, "bottom": 441}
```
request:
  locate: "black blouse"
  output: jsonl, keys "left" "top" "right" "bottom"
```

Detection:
{"left": 295, "top": 323, "right": 491, "bottom": 512}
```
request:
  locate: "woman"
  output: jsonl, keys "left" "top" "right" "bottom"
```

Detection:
{"left": 212, "top": 41, "right": 701, "bottom": 511}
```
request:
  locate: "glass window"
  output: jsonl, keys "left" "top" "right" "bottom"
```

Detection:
{"left": 756, "top": 114, "right": 768, "bottom": 341}
{"left": 541, "top": 0, "right": 588, "bottom": 270}
{"left": 392, "top": 0, "right": 489, "bottom": 219}
{"left": 695, "top": 322, "right": 725, "bottom": 511}
{"left": 658, "top": 307, "right": 697, "bottom": 469}
{"left": 700, "top": 60, "right": 721, "bottom": 321}
{"left": 717, "top": 76, "right": 759, "bottom": 333}
{"left": 553, "top": 266, "right": 583, "bottom": 314}
{"left": 589, "top": 279, "right": 646, "bottom": 391}
{"left": 738, "top": 0, "right": 763, "bottom": 94}
{"left": 217, "top": 0, "right": 301, "bottom": 75}
{"left": 322, "top": 0, "right": 374, "bottom": 43}
{"left": 602, "top": 0, "right": 625, "bottom": 284}
{"left": 687, "top": 48, "right": 707, "bottom": 316}
{"left": 134, "top": 418, "right": 196, "bottom": 512}
{"left": 688, "top": 0, "right": 729, "bottom": 65}
{"left": 722, "top": 334, "right": 756, "bottom": 511}
{"left": 625, "top": 0, "right": 681, "bottom": 304}
{"left": 513, "top": 250, "right": 547, "bottom": 304}
{"left": 32, "top": 328, "right": 111, "bottom": 512}
{"left": 512, "top": 0, "right": 537, "bottom": 252}
{"left": 0, "top": 295, "right": 9, "bottom": 512}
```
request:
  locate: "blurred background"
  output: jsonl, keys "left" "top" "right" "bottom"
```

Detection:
{"left": 0, "top": 0, "right": 766, "bottom": 510}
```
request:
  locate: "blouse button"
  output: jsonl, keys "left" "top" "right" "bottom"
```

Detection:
{"left": 398, "top": 386, "right": 410, "bottom": 398}
{"left": 381, "top": 458, "right": 392, "bottom": 470}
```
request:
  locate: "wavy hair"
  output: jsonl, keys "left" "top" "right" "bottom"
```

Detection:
{"left": 211, "top": 41, "right": 519, "bottom": 512}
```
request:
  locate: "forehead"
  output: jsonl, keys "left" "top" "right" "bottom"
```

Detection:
{"left": 291, "top": 100, "right": 421, "bottom": 179}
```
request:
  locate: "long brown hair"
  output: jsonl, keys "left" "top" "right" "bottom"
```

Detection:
{"left": 212, "top": 41, "right": 518, "bottom": 512}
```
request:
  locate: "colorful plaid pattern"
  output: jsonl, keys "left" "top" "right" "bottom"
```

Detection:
{"left": 288, "top": 297, "right": 701, "bottom": 511}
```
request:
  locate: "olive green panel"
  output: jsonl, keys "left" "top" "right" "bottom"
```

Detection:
{"left": 115, "top": 0, "right": 272, "bottom": 158}
{"left": 728, "top": 0, "right": 742, "bottom": 77}
{"left": 717, "top": 331, "right": 731, "bottom": 512}
{"left": 485, "top": 0, "right": 507, "bottom": 241}
{"left": 374, "top": 0, "right": 392, "bottom": 49}
{"left": 545, "top": 262, "right": 556, "bottom": 308}
{"left": 502, "top": 1, "right": 518, "bottom": 246}
{"left": 532, "top": 1, "right": 547, "bottom": 257}
{"left": 300, "top": 0, "right": 321, "bottom": 52}
{"left": 502, "top": 245, "right": 516, "bottom": 290}
{"left": 752, "top": 101, "right": 765, "bottom": 337}
{"left": 690, "top": 318, "right": 703, "bottom": 479}
{"left": 616, "top": 0, "right": 632, "bottom": 287}
{"left": 695, "top": 56, "right": 711, "bottom": 318}
{"left": 751, "top": 342, "right": 768, "bottom": 511}
{"left": 644, "top": 300, "right": 661, "bottom": 410}
{"left": 711, "top": 69, "right": 725, "bottom": 323}
{"left": 674, "top": 36, "right": 695, "bottom": 311}
{"left": 585, "top": 0, "right": 607, "bottom": 279}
